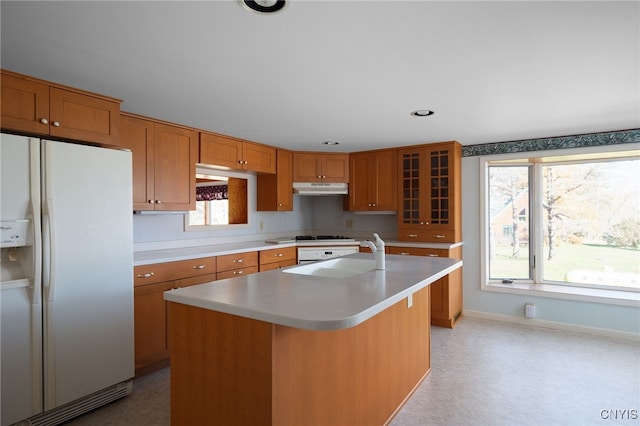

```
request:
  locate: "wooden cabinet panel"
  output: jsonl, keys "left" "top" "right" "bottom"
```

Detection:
{"left": 259, "top": 246, "right": 296, "bottom": 271}
{"left": 293, "top": 152, "right": 349, "bottom": 183}
{"left": 134, "top": 257, "right": 217, "bottom": 286}
{"left": 388, "top": 245, "right": 463, "bottom": 328}
{"left": 121, "top": 113, "right": 198, "bottom": 211}
{"left": 257, "top": 149, "right": 293, "bottom": 211}
{"left": 259, "top": 259, "right": 296, "bottom": 272}
{"left": 1, "top": 70, "right": 120, "bottom": 146}
{"left": 242, "top": 142, "right": 277, "bottom": 174}
{"left": 217, "top": 251, "right": 258, "bottom": 272}
{"left": 347, "top": 149, "right": 397, "bottom": 211}
{"left": 133, "top": 257, "right": 217, "bottom": 376}
{"left": 217, "top": 266, "right": 259, "bottom": 280}
{"left": 397, "top": 141, "right": 462, "bottom": 243}
{"left": 200, "top": 132, "right": 276, "bottom": 174}
{"left": 0, "top": 72, "right": 50, "bottom": 134}
{"left": 134, "top": 280, "right": 174, "bottom": 374}
{"left": 153, "top": 123, "right": 198, "bottom": 210}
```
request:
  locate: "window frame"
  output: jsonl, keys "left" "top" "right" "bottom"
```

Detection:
{"left": 479, "top": 143, "right": 640, "bottom": 306}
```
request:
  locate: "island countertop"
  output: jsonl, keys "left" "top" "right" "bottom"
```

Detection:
{"left": 164, "top": 253, "right": 462, "bottom": 331}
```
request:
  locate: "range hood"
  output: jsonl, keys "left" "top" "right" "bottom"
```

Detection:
{"left": 293, "top": 182, "right": 348, "bottom": 196}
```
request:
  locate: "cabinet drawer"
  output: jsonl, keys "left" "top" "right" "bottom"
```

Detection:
{"left": 134, "top": 257, "right": 217, "bottom": 286}
{"left": 175, "top": 274, "right": 216, "bottom": 288}
{"left": 259, "top": 259, "right": 297, "bottom": 272}
{"left": 259, "top": 246, "right": 296, "bottom": 265}
{"left": 397, "top": 229, "right": 457, "bottom": 243}
{"left": 217, "top": 251, "right": 258, "bottom": 272}
{"left": 217, "top": 266, "right": 259, "bottom": 280}
{"left": 388, "top": 247, "right": 449, "bottom": 257}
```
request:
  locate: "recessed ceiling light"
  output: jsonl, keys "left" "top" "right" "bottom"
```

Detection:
{"left": 411, "top": 110, "right": 435, "bottom": 117}
{"left": 241, "top": 0, "right": 287, "bottom": 14}
{"left": 323, "top": 141, "right": 340, "bottom": 145}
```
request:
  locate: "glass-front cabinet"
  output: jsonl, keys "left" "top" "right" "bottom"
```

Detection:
{"left": 397, "top": 141, "right": 462, "bottom": 243}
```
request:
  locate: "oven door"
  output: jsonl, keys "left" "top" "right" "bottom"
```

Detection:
{"left": 297, "top": 247, "right": 358, "bottom": 264}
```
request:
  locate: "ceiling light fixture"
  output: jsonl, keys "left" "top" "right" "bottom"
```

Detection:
{"left": 411, "top": 110, "right": 435, "bottom": 117}
{"left": 241, "top": 0, "right": 287, "bottom": 14}
{"left": 323, "top": 141, "right": 340, "bottom": 145}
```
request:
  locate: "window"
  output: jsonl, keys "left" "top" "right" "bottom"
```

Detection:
{"left": 484, "top": 150, "right": 640, "bottom": 295}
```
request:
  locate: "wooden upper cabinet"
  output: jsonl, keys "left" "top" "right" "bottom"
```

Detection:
{"left": 397, "top": 141, "right": 462, "bottom": 243}
{"left": 346, "top": 149, "right": 397, "bottom": 211}
{"left": 1, "top": 69, "right": 120, "bottom": 146}
{"left": 200, "top": 132, "right": 276, "bottom": 174}
{"left": 120, "top": 113, "right": 198, "bottom": 211}
{"left": 292, "top": 152, "right": 349, "bottom": 183}
{"left": 257, "top": 149, "right": 293, "bottom": 211}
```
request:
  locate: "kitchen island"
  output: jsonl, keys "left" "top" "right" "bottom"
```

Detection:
{"left": 164, "top": 253, "right": 462, "bottom": 425}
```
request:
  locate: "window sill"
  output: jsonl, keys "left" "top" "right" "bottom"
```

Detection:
{"left": 482, "top": 282, "right": 640, "bottom": 307}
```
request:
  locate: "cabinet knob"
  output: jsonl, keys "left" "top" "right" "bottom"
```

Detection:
{"left": 434, "top": 234, "right": 445, "bottom": 239}
{"left": 52, "top": 121, "right": 60, "bottom": 127}
{"left": 40, "top": 118, "right": 49, "bottom": 124}
{"left": 155, "top": 200, "right": 162, "bottom": 204}
{"left": 233, "top": 270, "right": 244, "bottom": 275}
{"left": 276, "top": 253, "right": 283, "bottom": 257}
{"left": 322, "top": 175, "right": 326, "bottom": 179}
{"left": 408, "top": 234, "right": 418, "bottom": 238}
{"left": 192, "top": 265, "right": 206, "bottom": 269}
{"left": 136, "top": 272, "right": 155, "bottom": 278}
{"left": 233, "top": 259, "right": 243, "bottom": 263}
{"left": 148, "top": 200, "right": 155, "bottom": 204}
{"left": 399, "top": 252, "right": 411, "bottom": 255}
{"left": 278, "top": 203, "right": 283, "bottom": 207}
{"left": 372, "top": 203, "right": 376, "bottom": 207}
{"left": 428, "top": 254, "right": 439, "bottom": 257}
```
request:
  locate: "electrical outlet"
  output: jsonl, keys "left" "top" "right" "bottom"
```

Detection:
{"left": 525, "top": 303, "right": 535, "bottom": 318}
{"left": 259, "top": 220, "right": 264, "bottom": 231}
{"left": 407, "top": 294, "right": 413, "bottom": 308}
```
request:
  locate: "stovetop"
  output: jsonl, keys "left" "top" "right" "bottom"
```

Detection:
{"left": 295, "top": 235, "right": 355, "bottom": 241}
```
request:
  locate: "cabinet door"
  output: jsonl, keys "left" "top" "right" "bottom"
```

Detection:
{"left": 134, "top": 281, "right": 175, "bottom": 373}
{"left": 121, "top": 115, "right": 155, "bottom": 210}
{"left": 321, "top": 154, "right": 349, "bottom": 182}
{"left": 153, "top": 123, "right": 198, "bottom": 211}
{"left": 0, "top": 71, "right": 50, "bottom": 135}
{"left": 397, "top": 143, "right": 461, "bottom": 243}
{"left": 347, "top": 153, "right": 372, "bottom": 210}
{"left": 293, "top": 153, "right": 321, "bottom": 182}
{"left": 373, "top": 149, "right": 397, "bottom": 210}
{"left": 200, "top": 132, "right": 240, "bottom": 169}
{"left": 257, "top": 149, "right": 293, "bottom": 211}
{"left": 243, "top": 142, "right": 276, "bottom": 174}
{"left": 49, "top": 87, "right": 120, "bottom": 146}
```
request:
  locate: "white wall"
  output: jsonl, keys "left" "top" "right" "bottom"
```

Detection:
{"left": 462, "top": 156, "right": 640, "bottom": 335}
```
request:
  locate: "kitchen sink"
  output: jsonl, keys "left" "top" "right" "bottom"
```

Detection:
{"left": 283, "top": 258, "right": 376, "bottom": 278}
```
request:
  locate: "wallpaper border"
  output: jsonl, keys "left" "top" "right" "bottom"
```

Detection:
{"left": 461, "top": 129, "right": 640, "bottom": 157}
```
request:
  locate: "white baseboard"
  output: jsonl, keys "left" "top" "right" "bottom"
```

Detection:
{"left": 463, "top": 309, "right": 640, "bottom": 342}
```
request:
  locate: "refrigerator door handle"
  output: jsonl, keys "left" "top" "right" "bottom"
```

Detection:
{"left": 31, "top": 196, "right": 42, "bottom": 305}
{"left": 44, "top": 199, "right": 57, "bottom": 303}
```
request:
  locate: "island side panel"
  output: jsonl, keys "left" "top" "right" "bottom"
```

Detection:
{"left": 272, "top": 286, "right": 431, "bottom": 426}
{"left": 168, "top": 302, "right": 274, "bottom": 426}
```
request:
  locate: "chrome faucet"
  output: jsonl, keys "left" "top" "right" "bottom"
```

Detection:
{"left": 360, "top": 233, "right": 385, "bottom": 270}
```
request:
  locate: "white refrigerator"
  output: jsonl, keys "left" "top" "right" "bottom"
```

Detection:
{"left": 1, "top": 133, "right": 134, "bottom": 426}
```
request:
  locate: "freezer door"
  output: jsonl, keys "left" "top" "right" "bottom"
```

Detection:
{"left": 0, "top": 134, "right": 43, "bottom": 426}
{"left": 41, "top": 140, "right": 134, "bottom": 410}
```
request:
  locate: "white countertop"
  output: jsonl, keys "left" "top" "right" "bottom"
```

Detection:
{"left": 134, "top": 239, "right": 463, "bottom": 265}
{"left": 163, "top": 253, "right": 462, "bottom": 331}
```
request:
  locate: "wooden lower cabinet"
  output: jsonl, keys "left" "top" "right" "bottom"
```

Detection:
{"left": 259, "top": 246, "right": 297, "bottom": 271}
{"left": 216, "top": 251, "right": 259, "bottom": 280}
{"left": 168, "top": 284, "right": 430, "bottom": 426}
{"left": 133, "top": 257, "right": 216, "bottom": 377}
{"left": 388, "top": 245, "right": 463, "bottom": 328}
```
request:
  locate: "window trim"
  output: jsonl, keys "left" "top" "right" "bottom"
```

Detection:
{"left": 479, "top": 143, "right": 640, "bottom": 306}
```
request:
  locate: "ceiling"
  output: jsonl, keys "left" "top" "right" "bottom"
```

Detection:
{"left": 1, "top": 1, "right": 638, "bottom": 152}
